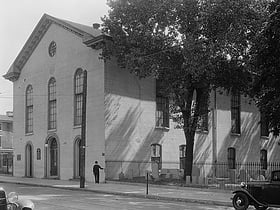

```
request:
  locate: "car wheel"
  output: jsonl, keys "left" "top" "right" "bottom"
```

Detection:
{"left": 232, "top": 192, "right": 249, "bottom": 210}
{"left": 253, "top": 204, "right": 267, "bottom": 210}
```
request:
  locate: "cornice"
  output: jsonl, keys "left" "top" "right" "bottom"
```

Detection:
{"left": 15, "top": 19, "right": 52, "bottom": 74}
{"left": 53, "top": 21, "right": 84, "bottom": 37}
{"left": 3, "top": 14, "right": 104, "bottom": 82}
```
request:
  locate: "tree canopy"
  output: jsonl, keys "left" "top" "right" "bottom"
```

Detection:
{"left": 102, "top": 0, "right": 268, "bottom": 180}
{"left": 251, "top": 0, "right": 280, "bottom": 135}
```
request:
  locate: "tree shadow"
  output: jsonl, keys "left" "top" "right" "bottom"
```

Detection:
{"left": 217, "top": 113, "right": 259, "bottom": 163}
{"left": 105, "top": 93, "right": 164, "bottom": 179}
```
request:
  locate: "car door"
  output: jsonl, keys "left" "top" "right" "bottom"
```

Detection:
{"left": 262, "top": 171, "right": 280, "bottom": 205}
{"left": 262, "top": 183, "right": 280, "bottom": 205}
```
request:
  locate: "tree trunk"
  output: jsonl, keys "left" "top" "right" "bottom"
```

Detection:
{"left": 182, "top": 87, "right": 205, "bottom": 182}
{"left": 184, "top": 127, "right": 195, "bottom": 182}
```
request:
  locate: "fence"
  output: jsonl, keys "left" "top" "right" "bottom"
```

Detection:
{"left": 105, "top": 160, "right": 280, "bottom": 190}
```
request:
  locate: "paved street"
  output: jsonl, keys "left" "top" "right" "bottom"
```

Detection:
{"left": 1, "top": 183, "right": 232, "bottom": 210}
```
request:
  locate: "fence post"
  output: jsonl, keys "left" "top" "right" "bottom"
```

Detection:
{"left": 146, "top": 171, "right": 149, "bottom": 195}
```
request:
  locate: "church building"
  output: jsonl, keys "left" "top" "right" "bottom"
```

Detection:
{"left": 4, "top": 14, "right": 280, "bottom": 183}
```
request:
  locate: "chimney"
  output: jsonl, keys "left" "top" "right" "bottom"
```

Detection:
{"left": 92, "top": 23, "right": 100, "bottom": 29}
{"left": 6, "top": 111, "right": 13, "bottom": 117}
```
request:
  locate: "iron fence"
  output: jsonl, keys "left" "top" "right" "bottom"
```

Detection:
{"left": 105, "top": 160, "right": 280, "bottom": 190}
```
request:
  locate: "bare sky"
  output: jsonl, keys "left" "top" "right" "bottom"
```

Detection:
{"left": 0, "top": 0, "right": 109, "bottom": 115}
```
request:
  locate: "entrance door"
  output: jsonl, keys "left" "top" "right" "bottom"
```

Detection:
{"left": 25, "top": 144, "right": 33, "bottom": 177}
{"left": 50, "top": 139, "right": 58, "bottom": 176}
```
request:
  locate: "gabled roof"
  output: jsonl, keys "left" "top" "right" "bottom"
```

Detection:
{"left": 3, "top": 14, "right": 108, "bottom": 82}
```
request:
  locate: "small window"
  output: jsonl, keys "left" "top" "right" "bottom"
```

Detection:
{"left": 0, "top": 136, "right": 2, "bottom": 148}
{"left": 151, "top": 143, "right": 162, "bottom": 169}
{"left": 48, "top": 41, "right": 57, "bottom": 57}
{"left": 0, "top": 123, "right": 2, "bottom": 130}
{"left": 37, "top": 148, "right": 41, "bottom": 160}
{"left": 228, "top": 147, "right": 236, "bottom": 169}
{"left": 17, "top": 154, "right": 21, "bottom": 161}
{"left": 260, "top": 149, "right": 267, "bottom": 170}
{"left": 179, "top": 145, "right": 186, "bottom": 169}
{"left": 231, "top": 92, "right": 240, "bottom": 134}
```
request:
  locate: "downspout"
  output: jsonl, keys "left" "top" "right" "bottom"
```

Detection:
{"left": 212, "top": 89, "right": 217, "bottom": 178}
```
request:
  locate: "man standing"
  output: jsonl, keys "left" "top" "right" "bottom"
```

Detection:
{"left": 93, "top": 161, "right": 103, "bottom": 183}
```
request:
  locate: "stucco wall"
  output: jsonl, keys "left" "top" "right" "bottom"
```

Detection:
{"left": 104, "top": 59, "right": 214, "bottom": 179}
{"left": 12, "top": 23, "right": 105, "bottom": 181}
{"left": 215, "top": 91, "right": 280, "bottom": 163}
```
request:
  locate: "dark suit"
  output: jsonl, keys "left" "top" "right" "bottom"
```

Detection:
{"left": 93, "top": 164, "right": 103, "bottom": 183}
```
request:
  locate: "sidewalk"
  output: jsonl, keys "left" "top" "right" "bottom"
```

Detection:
{"left": 0, "top": 175, "right": 232, "bottom": 207}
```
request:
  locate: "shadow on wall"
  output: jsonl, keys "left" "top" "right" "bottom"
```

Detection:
{"left": 193, "top": 113, "right": 213, "bottom": 164}
{"left": 217, "top": 113, "right": 259, "bottom": 163}
{"left": 105, "top": 94, "right": 163, "bottom": 179}
{"left": 190, "top": 116, "right": 213, "bottom": 178}
{"left": 262, "top": 134, "right": 280, "bottom": 162}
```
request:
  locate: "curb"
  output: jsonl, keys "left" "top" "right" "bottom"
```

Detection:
{"left": 0, "top": 180, "right": 232, "bottom": 207}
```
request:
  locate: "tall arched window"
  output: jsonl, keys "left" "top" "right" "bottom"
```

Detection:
{"left": 74, "top": 69, "right": 83, "bottom": 126}
{"left": 26, "top": 85, "right": 33, "bottom": 133}
{"left": 48, "top": 78, "right": 56, "bottom": 130}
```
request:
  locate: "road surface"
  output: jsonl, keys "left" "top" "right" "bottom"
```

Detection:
{"left": 1, "top": 183, "right": 233, "bottom": 210}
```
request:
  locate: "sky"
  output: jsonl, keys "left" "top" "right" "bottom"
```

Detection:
{"left": 0, "top": 0, "right": 110, "bottom": 115}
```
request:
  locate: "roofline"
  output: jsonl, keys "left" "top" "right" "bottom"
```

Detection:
{"left": 3, "top": 14, "right": 109, "bottom": 82}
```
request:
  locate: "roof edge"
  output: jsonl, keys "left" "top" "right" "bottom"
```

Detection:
{"left": 3, "top": 14, "right": 107, "bottom": 82}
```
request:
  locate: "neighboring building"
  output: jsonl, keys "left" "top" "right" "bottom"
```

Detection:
{"left": 0, "top": 112, "right": 13, "bottom": 175}
{"left": 3, "top": 14, "right": 280, "bottom": 182}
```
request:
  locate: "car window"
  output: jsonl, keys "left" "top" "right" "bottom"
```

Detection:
{"left": 272, "top": 171, "right": 280, "bottom": 181}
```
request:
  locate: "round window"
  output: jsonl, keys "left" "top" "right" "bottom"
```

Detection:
{"left": 48, "top": 41, "right": 56, "bottom": 57}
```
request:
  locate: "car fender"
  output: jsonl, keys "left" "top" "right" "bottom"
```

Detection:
{"left": 16, "top": 199, "right": 35, "bottom": 209}
{"left": 233, "top": 189, "right": 267, "bottom": 208}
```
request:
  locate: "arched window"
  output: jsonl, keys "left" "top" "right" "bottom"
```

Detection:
{"left": 48, "top": 78, "right": 56, "bottom": 130}
{"left": 26, "top": 85, "right": 33, "bottom": 133}
{"left": 228, "top": 147, "right": 236, "bottom": 169}
{"left": 74, "top": 69, "right": 84, "bottom": 126}
{"left": 260, "top": 149, "right": 267, "bottom": 170}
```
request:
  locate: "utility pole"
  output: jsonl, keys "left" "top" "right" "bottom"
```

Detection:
{"left": 80, "top": 70, "right": 87, "bottom": 188}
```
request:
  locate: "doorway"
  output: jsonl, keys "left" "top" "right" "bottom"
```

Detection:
{"left": 25, "top": 143, "right": 33, "bottom": 177}
{"left": 50, "top": 138, "right": 58, "bottom": 176}
{"left": 45, "top": 136, "right": 59, "bottom": 178}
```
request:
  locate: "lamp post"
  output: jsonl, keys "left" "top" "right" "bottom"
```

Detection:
{"left": 80, "top": 70, "right": 87, "bottom": 188}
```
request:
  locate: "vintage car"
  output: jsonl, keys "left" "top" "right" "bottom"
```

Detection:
{"left": 0, "top": 188, "right": 34, "bottom": 210}
{"left": 232, "top": 170, "right": 280, "bottom": 210}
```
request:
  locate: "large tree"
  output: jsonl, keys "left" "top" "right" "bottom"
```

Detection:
{"left": 102, "top": 0, "right": 267, "bottom": 181}
{"left": 251, "top": 0, "right": 280, "bottom": 136}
